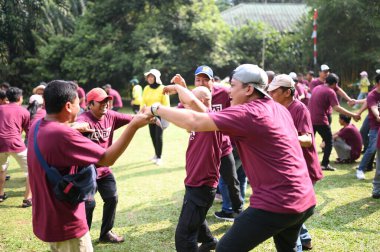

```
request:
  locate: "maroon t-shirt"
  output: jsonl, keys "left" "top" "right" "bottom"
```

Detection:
{"left": 309, "top": 78, "right": 324, "bottom": 93}
{"left": 309, "top": 85, "right": 339, "bottom": 125}
{"left": 366, "top": 89, "right": 380, "bottom": 130}
{"left": 209, "top": 98, "right": 316, "bottom": 213}
{"left": 212, "top": 85, "right": 233, "bottom": 157}
{"left": 0, "top": 103, "right": 30, "bottom": 152}
{"left": 337, "top": 124, "right": 362, "bottom": 160}
{"left": 109, "top": 88, "right": 123, "bottom": 108}
{"left": 77, "top": 110, "right": 132, "bottom": 178}
{"left": 31, "top": 108, "right": 46, "bottom": 127}
{"left": 77, "top": 87, "right": 86, "bottom": 109}
{"left": 288, "top": 100, "right": 323, "bottom": 183}
{"left": 27, "top": 119, "right": 105, "bottom": 242}
{"left": 185, "top": 128, "right": 223, "bottom": 188}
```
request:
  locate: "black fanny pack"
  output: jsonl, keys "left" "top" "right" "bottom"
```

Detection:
{"left": 33, "top": 119, "right": 97, "bottom": 205}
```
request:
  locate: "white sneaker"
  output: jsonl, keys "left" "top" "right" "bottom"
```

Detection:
{"left": 155, "top": 158, "right": 162, "bottom": 166}
{"left": 356, "top": 170, "right": 365, "bottom": 180}
{"left": 150, "top": 155, "right": 157, "bottom": 163}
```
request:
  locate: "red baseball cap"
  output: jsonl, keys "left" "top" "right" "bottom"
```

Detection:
{"left": 86, "top": 87, "right": 113, "bottom": 104}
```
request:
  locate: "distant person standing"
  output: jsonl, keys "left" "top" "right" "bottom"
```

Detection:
{"left": 77, "top": 88, "right": 133, "bottom": 243}
{"left": 0, "top": 87, "right": 32, "bottom": 207}
{"left": 308, "top": 73, "right": 360, "bottom": 171}
{"left": 353, "top": 71, "right": 371, "bottom": 109}
{"left": 356, "top": 74, "right": 380, "bottom": 180}
{"left": 130, "top": 78, "right": 142, "bottom": 114}
{"left": 75, "top": 82, "right": 87, "bottom": 111}
{"left": 103, "top": 84, "right": 123, "bottom": 111}
{"left": 32, "top": 83, "right": 46, "bottom": 96}
{"left": 141, "top": 69, "right": 170, "bottom": 165}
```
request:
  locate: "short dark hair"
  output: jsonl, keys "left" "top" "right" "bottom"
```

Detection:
{"left": 44, "top": 80, "right": 78, "bottom": 114}
{"left": 375, "top": 74, "right": 380, "bottom": 84}
{"left": 0, "top": 90, "right": 6, "bottom": 100}
{"left": 6, "top": 87, "right": 23, "bottom": 102}
{"left": 326, "top": 73, "right": 339, "bottom": 86}
{"left": 0, "top": 82, "right": 10, "bottom": 90}
{"left": 279, "top": 86, "right": 296, "bottom": 97}
{"left": 339, "top": 114, "right": 351, "bottom": 124}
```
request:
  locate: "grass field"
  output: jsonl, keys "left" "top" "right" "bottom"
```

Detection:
{"left": 0, "top": 108, "right": 379, "bottom": 252}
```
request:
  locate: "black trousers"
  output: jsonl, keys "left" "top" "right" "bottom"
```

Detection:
{"left": 313, "top": 124, "right": 332, "bottom": 167}
{"left": 216, "top": 206, "right": 315, "bottom": 252}
{"left": 220, "top": 152, "right": 243, "bottom": 212}
{"left": 85, "top": 173, "right": 118, "bottom": 238}
{"left": 175, "top": 186, "right": 216, "bottom": 252}
{"left": 149, "top": 123, "right": 163, "bottom": 158}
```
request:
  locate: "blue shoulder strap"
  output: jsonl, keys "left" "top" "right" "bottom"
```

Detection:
{"left": 33, "top": 119, "right": 62, "bottom": 185}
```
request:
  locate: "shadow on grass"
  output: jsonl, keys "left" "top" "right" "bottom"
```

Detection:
{"left": 313, "top": 196, "right": 380, "bottom": 234}
{"left": 3, "top": 177, "right": 27, "bottom": 189}
{"left": 116, "top": 165, "right": 184, "bottom": 180}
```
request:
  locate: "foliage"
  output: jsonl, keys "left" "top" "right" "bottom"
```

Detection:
{"left": 29, "top": 0, "right": 233, "bottom": 95}
{"left": 305, "top": 0, "right": 380, "bottom": 82}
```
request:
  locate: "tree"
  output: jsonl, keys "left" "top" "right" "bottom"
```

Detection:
{"left": 305, "top": 0, "right": 380, "bottom": 83}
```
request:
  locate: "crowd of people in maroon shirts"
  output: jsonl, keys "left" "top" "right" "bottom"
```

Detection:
{"left": 0, "top": 64, "right": 380, "bottom": 252}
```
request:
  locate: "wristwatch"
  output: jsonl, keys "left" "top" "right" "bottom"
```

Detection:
{"left": 151, "top": 103, "right": 161, "bottom": 116}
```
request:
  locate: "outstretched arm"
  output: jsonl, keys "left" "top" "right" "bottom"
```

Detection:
{"left": 146, "top": 105, "right": 218, "bottom": 132}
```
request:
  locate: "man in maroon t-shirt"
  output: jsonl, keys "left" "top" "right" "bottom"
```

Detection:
{"left": 27, "top": 80, "right": 149, "bottom": 251}
{"left": 171, "top": 66, "right": 243, "bottom": 220}
{"left": 162, "top": 84, "right": 223, "bottom": 251}
{"left": 333, "top": 114, "right": 362, "bottom": 163}
{"left": 308, "top": 73, "right": 360, "bottom": 171}
{"left": 77, "top": 87, "right": 133, "bottom": 243}
{"left": 103, "top": 84, "right": 123, "bottom": 111}
{"left": 268, "top": 74, "right": 323, "bottom": 250}
{"left": 146, "top": 64, "right": 316, "bottom": 251}
{"left": 0, "top": 87, "right": 32, "bottom": 207}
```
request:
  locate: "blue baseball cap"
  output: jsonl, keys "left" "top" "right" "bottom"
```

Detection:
{"left": 194, "top": 65, "right": 214, "bottom": 79}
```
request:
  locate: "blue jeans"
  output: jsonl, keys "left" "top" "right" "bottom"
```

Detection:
{"left": 219, "top": 167, "right": 247, "bottom": 213}
{"left": 354, "top": 92, "right": 368, "bottom": 109}
{"left": 358, "top": 129, "right": 378, "bottom": 171}
{"left": 360, "top": 115, "right": 370, "bottom": 152}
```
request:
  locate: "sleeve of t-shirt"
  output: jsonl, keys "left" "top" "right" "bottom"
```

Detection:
{"left": 112, "top": 111, "right": 133, "bottom": 129}
{"left": 22, "top": 110, "right": 31, "bottom": 136}
{"left": 293, "top": 107, "right": 313, "bottom": 134}
{"left": 208, "top": 106, "right": 252, "bottom": 137}
{"left": 367, "top": 92, "right": 377, "bottom": 108}
{"left": 337, "top": 127, "right": 349, "bottom": 141}
{"left": 61, "top": 129, "right": 106, "bottom": 167}
{"left": 328, "top": 90, "right": 339, "bottom": 107}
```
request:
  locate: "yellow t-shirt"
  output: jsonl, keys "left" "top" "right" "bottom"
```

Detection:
{"left": 141, "top": 85, "right": 170, "bottom": 109}
{"left": 360, "top": 77, "right": 370, "bottom": 93}
{"left": 132, "top": 85, "right": 143, "bottom": 105}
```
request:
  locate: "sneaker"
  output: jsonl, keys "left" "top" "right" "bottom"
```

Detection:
{"left": 150, "top": 155, "right": 157, "bottom": 163}
{"left": 198, "top": 237, "right": 218, "bottom": 252}
{"left": 155, "top": 158, "right": 162, "bottom": 166}
{"left": 5, "top": 175, "right": 10, "bottom": 181}
{"left": 21, "top": 198, "right": 32, "bottom": 208}
{"left": 372, "top": 193, "right": 380, "bottom": 199}
{"left": 99, "top": 231, "right": 125, "bottom": 243}
{"left": 321, "top": 164, "right": 336, "bottom": 171}
{"left": 302, "top": 240, "right": 313, "bottom": 250}
{"left": 0, "top": 193, "right": 8, "bottom": 203}
{"left": 356, "top": 170, "right": 365, "bottom": 180}
{"left": 214, "top": 210, "right": 235, "bottom": 221}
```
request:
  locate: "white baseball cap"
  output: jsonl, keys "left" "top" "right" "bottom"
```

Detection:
{"left": 267, "top": 74, "right": 295, "bottom": 92}
{"left": 321, "top": 64, "right": 330, "bottom": 71}
{"left": 360, "top": 71, "right": 368, "bottom": 76}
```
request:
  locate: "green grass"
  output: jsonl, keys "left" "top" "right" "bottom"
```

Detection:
{"left": 1, "top": 108, "right": 379, "bottom": 251}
